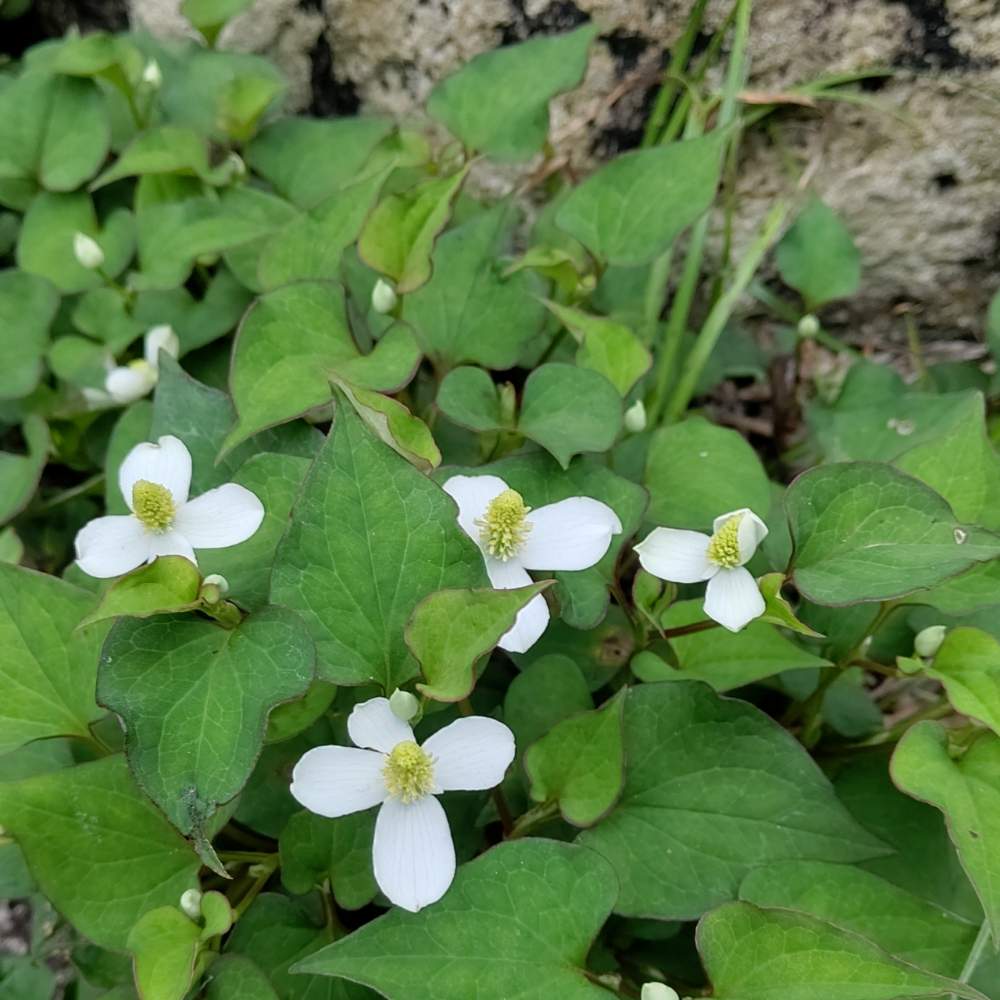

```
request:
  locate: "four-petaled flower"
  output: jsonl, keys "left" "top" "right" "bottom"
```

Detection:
{"left": 635, "top": 507, "right": 768, "bottom": 632}
{"left": 291, "top": 697, "right": 515, "bottom": 912}
{"left": 74, "top": 434, "right": 264, "bottom": 578}
{"left": 442, "top": 475, "right": 623, "bottom": 653}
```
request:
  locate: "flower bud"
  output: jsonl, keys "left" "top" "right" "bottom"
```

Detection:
{"left": 371, "top": 278, "right": 398, "bottom": 315}
{"left": 914, "top": 625, "right": 947, "bottom": 658}
{"left": 105, "top": 360, "right": 156, "bottom": 404}
{"left": 73, "top": 232, "right": 104, "bottom": 270}
{"left": 624, "top": 399, "right": 647, "bottom": 433}
{"left": 179, "top": 889, "right": 202, "bottom": 920}
{"left": 200, "top": 574, "right": 230, "bottom": 605}
{"left": 797, "top": 314, "right": 820, "bottom": 338}
{"left": 142, "top": 59, "right": 162, "bottom": 88}
{"left": 389, "top": 688, "right": 420, "bottom": 722}
{"left": 144, "top": 324, "right": 179, "bottom": 365}
{"left": 641, "top": 985, "right": 679, "bottom": 1000}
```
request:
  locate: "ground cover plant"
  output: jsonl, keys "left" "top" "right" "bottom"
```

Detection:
{"left": 3, "top": 0, "right": 1000, "bottom": 997}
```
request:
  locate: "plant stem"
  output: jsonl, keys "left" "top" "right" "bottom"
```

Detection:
{"left": 507, "top": 800, "right": 560, "bottom": 840}
{"left": 661, "top": 618, "right": 721, "bottom": 640}
{"left": 959, "top": 921, "right": 992, "bottom": 985}
{"left": 232, "top": 855, "right": 279, "bottom": 920}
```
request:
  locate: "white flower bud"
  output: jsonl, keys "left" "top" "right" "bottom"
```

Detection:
{"left": 624, "top": 399, "right": 647, "bottom": 433}
{"left": 144, "top": 324, "right": 179, "bottom": 367}
{"left": 914, "top": 624, "right": 947, "bottom": 658}
{"left": 797, "top": 314, "right": 820, "bottom": 338}
{"left": 142, "top": 59, "right": 162, "bottom": 88}
{"left": 389, "top": 688, "right": 420, "bottom": 722}
{"left": 371, "top": 278, "right": 398, "bottom": 315}
{"left": 179, "top": 889, "right": 202, "bottom": 920}
{"left": 105, "top": 360, "right": 157, "bottom": 404}
{"left": 201, "top": 574, "right": 230, "bottom": 600}
{"left": 73, "top": 232, "right": 104, "bottom": 270}
{"left": 641, "top": 985, "right": 679, "bottom": 1000}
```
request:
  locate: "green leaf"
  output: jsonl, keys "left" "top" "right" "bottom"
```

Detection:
{"left": 182, "top": 0, "right": 254, "bottom": 43}
{"left": 0, "top": 268, "right": 59, "bottom": 400}
{"left": 556, "top": 132, "right": 723, "bottom": 266}
{"left": 405, "top": 584, "right": 551, "bottom": 702}
{"left": 294, "top": 840, "right": 619, "bottom": 1000}
{"left": 272, "top": 397, "right": 488, "bottom": 689}
{"left": 503, "top": 654, "right": 593, "bottom": 748}
{"left": 525, "top": 689, "right": 625, "bottom": 827}
{"left": 127, "top": 906, "right": 201, "bottom": 1000}
{"left": 0, "top": 563, "right": 105, "bottom": 755}
{"left": 404, "top": 202, "right": 548, "bottom": 369}
{"left": 644, "top": 416, "right": 771, "bottom": 529}
{"left": 427, "top": 25, "right": 596, "bottom": 160}
{"left": 893, "top": 722, "right": 1000, "bottom": 943}
{"left": 0, "top": 957, "right": 55, "bottom": 1000}
{"left": 81, "top": 556, "right": 203, "bottom": 626}
{"left": 0, "top": 755, "right": 200, "bottom": 950}
{"left": 758, "top": 572, "right": 824, "bottom": 636}
{"left": 91, "top": 126, "right": 217, "bottom": 190}
{"left": 72, "top": 286, "right": 144, "bottom": 352}
{"left": 0, "top": 416, "right": 49, "bottom": 525}
{"left": 205, "top": 955, "right": 280, "bottom": 1000}
{"left": 739, "top": 860, "right": 979, "bottom": 977}
{"left": 543, "top": 300, "right": 651, "bottom": 397}
{"left": 225, "top": 281, "right": 420, "bottom": 453}
{"left": 279, "top": 809, "right": 377, "bottom": 909}
{"left": 787, "top": 462, "right": 1000, "bottom": 605}
{"left": 358, "top": 166, "right": 469, "bottom": 293}
{"left": 578, "top": 682, "right": 887, "bottom": 919}
{"left": 436, "top": 366, "right": 510, "bottom": 433}
{"left": 922, "top": 627, "right": 1000, "bottom": 736}
{"left": 698, "top": 902, "right": 984, "bottom": 1000}
{"left": 97, "top": 607, "right": 315, "bottom": 851}
{"left": 776, "top": 196, "right": 861, "bottom": 309}
{"left": 518, "top": 363, "right": 622, "bottom": 468}
{"left": 659, "top": 599, "right": 830, "bottom": 691}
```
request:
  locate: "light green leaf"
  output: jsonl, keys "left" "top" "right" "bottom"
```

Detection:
{"left": 739, "top": 860, "right": 979, "bottom": 977}
{"left": 0, "top": 416, "right": 49, "bottom": 525}
{"left": 436, "top": 366, "right": 510, "bottom": 433}
{"left": 525, "top": 689, "right": 625, "bottom": 827}
{"left": 225, "top": 281, "right": 420, "bottom": 453}
{"left": 405, "top": 584, "right": 550, "bottom": 702}
{"left": 72, "top": 286, "right": 144, "bottom": 352}
{"left": 556, "top": 132, "right": 723, "bottom": 265}
{"left": 127, "top": 906, "right": 201, "bottom": 1000}
{"left": 182, "top": 0, "right": 254, "bottom": 43}
{"left": 81, "top": 556, "right": 202, "bottom": 626}
{"left": 0, "top": 527, "right": 23, "bottom": 565}
{"left": 644, "top": 415, "right": 771, "bottom": 529}
{"left": 358, "top": 166, "right": 469, "bottom": 293}
{"left": 97, "top": 607, "right": 315, "bottom": 851}
{"left": 923, "top": 627, "right": 1000, "bottom": 736}
{"left": 404, "top": 202, "right": 548, "bottom": 369}
{"left": 578, "top": 682, "right": 887, "bottom": 919}
{"left": 0, "top": 755, "right": 200, "bottom": 950}
{"left": 0, "top": 957, "right": 56, "bottom": 1000}
{"left": 294, "top": 840, "right": 619, "bottom": 1000}
{"left": 427, "top": 25, "right": 596, "bottom": 160}
{"left": 265, "top": 679, "right": 337, "bottom": 744}
{"left": 272, "top": 397, "right": 488, "bottom": 689}
{"left": 776, "top": 196, "right": 861, "bottom": 309}
{"left": 518, "top": 363, "right": 622, "bottom": 468}
{"left": 893, "top": 722, "right": 1000, "bottom": 943}
{"left": 758, "top": 572, "right": 824, "bottom": 636}
{"left": 698, "top": 902, "right": 984, "bottom": 1000}
{"left": 0, "top": 563, "right": 105, "bottom": 755}
{"left": 0, "top": 267, "right": 59, "bottom": 400}
{"left": 91, "top": 126, "right": 217, "bottom": 190}
{"left": 787, "top": 463, "right": 1000, "bottom": 605}
{"left": 205, "top": 955, "right": 280, "bottom": 1000}
{"left": 543, "top": 300, "right": 651, "bottom": 396}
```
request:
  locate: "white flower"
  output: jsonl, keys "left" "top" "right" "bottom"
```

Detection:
{"left": 74, "top": 434, "right": 264, "bottom": 578}
{"left": 291, "top": 697, "right": 514, "bottom": 912}
{"left": 73, "top": 232, "right": 104, "bottom": 270}
{"left": 635, "top": 507, "right": 768, "bottom": 632}
{"left": 371, "top": 278, "right": 398, "bottom": 314}
{"left": 141, "top": 59, "right": 162, "bottom": 88}
{"left": 641, "top": 985, "right": 679, "bottom": 1000}
{"left": 624, "top": 399, "right": 647, "bottom": 433}
{"left": 442, "top": 475, "right": 622, "bottom": 653}
{"left": 104, "top": 325, "right": 179, "bottom": 404}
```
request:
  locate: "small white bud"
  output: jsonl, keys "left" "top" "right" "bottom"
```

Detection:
{"left": 641, "top": 985, "right": 679, "bottom": 1000}
{"left": 222, "top": 151, "right": 246, "bottom": 181}
{"left": 142, "top": 59, "right": 162, "bottom": 88}
{"left": 179, "top": 889, "right": 202, "bottom": 920}
{"left": 371, "top": 278, "right": 398, "bottom": 315}
{"left": 105, "top": 360, "right": 157, "bottom": 404}
{"left": 73, "top": 232, "right": 104, "bottom": 270}
{"left": 624, "top": 399, "right": 647, "bottom": 433}
{"left": 144, "top": 324, "right": 179, "bottom": 367}
{"left": 202, "top": 574, "right": 230, "bottom": 597}
{"left": 914, "top": 625, "right": 947, "bottom": 658}
{"left": 389, "top": 688, "right": 420, "bottom": 722}
{"left": 797, "top": 314, "right": 820, "bottom": 338}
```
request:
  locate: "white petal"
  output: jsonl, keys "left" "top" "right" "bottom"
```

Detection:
{"left": 712, "top": 507, "right": 769, "bottom": 565}
{"left": 105, "top": 364, "right": 155, "bottom": 404}
{"left": 144, "top": 324, "right": 179, "bottom": 367}
{"left": 519, "top": 497, "right": 623, "bottom": 571}
{"left": 348, "top": 697, "right": 414, "bottom": 753}
{"left": 703, "top": 566, "right": 765, "bottom": 632}
{"left": 118, "top": 435, "right": 192, "bottom": 509}
{"left": 635, "top": 528, "right": 714, "bottom": 583}
{"left": 290, "top": 745, "right": 387, "bottom": 818}
{"left": 485, "top": 557, "right": 550, "bottom": 654}
{"left": 421, "top": 717, "right": 515, "bottom": 792}
{"left": 441, "top": 474, "right": 509, "bottom": 545}
{"left": 146, "top": 530, "right": 197, "bottom": 565}
{"left": 74, "top": 515, "right": 152, "bottom": 578}
{"left": 373, "top": 795, "right": 455, "bottom": 912}
{"left": 172, "top": 484, "right": 264, "bottom": 549}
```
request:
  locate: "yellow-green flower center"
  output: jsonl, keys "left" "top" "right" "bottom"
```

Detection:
{"left": 707, "top": 515, "right": 742, "bottom": 568}
{"left": 383, "top": 741, "right": 435, "bottom": 803}
{"left": 132, "top": 479, "right": 175, "bottom": 533}
{"left": 476, "top": 489, "right": 531, "bottom": 561}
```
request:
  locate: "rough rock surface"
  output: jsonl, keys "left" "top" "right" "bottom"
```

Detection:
{"left": 118, "top": 0, "right": 1000, "bottom": 338}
